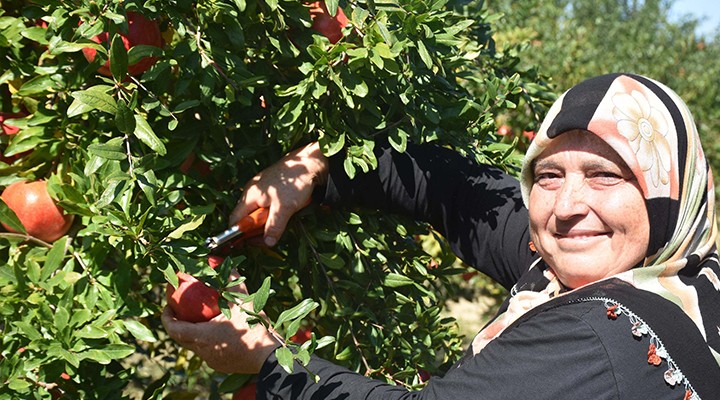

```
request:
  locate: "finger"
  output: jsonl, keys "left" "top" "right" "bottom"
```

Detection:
{"left": 162, "top": 306, "right": 205, "bottom": 344}
{"left": 161, "top": 307, "right": 186, "bottom": 340}
{"left": 263, "top": 206, "right": 292, "bottom": 247}
{"left": 161, "top": 306, "right": 176, "bottom": 327}
{"left": 229, "top": 194, "right": 263, "bottom": 227}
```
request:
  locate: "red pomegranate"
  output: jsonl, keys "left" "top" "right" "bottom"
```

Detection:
{"left": 0, "top": 112, "right": 25, "bottom": 135}
{"left": 1, "top": 180, "right": 74, "bottom": 242}
{"left": 308, "top": 1, "right": 349, "bottom": 44}
{"left": 82, "top": 11, "right": 163, "bottom": 77}
{"left": 166, "top": 256, "right": 224, "bottom": 323}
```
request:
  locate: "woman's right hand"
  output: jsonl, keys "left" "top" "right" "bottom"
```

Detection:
{"left": 229, "top": 142, "right": 329, "bottom": 247}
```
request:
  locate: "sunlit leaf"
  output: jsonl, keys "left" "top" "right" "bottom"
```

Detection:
{"left": 133, "top": 114, "right": 167, "bottom": 155}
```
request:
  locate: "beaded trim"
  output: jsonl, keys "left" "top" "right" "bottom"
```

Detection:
{"left": 583, "top": 297, "right": 700, "bottom": 400}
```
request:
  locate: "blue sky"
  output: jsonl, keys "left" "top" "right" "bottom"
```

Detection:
{"left": 670, "top": 0, "right": 720, "bottom": 37}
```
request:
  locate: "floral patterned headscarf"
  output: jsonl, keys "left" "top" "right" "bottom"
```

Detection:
{"left": 518, "top": 73, "right": 720, "bottom": 367}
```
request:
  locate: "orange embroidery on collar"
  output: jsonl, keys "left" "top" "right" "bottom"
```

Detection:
{"left": 647, "top": 343, "right": 663, "bottom": 366}
{"left": 606, "top": 304, "right": 619, "bottom": 319}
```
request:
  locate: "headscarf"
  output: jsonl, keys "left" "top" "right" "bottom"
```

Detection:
{"left": 471, "top": 74, "right": 720, "bottom": 388}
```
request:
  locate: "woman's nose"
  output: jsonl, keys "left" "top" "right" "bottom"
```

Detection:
{"left": 552, "top": 176, "right": 590, "bottom": 220}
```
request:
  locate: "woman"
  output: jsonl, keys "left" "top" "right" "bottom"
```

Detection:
{"left": 163, "top": 73, "right": 720, "bottom": 399}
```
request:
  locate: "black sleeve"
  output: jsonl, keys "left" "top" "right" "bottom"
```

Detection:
{"left": 257, "top": 306, "right": 621, "bottom": 400}
{"left": 318, "top": 139, "right": 535, "bottom": 290}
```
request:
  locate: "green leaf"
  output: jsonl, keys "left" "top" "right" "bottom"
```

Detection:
{"left": 383, "top": 272, "right": 414, "bottom": 287}
{"left": 4, "top": 126, "right": 50, "bottom": 156}
{"left": 123, "top": 320, "right": 157, "bottom": 342}
{"left": 374, "top": 20, "right": 394, "bottom": 46}
{"left": 274, "top": 298, "right": 318, "bottom": 328}
{"left": 142, "top": 371, "right": 172, "bottom": 400}
{"left": 137, "top": 169, "right": 157, "bottom": 206}
{"left": 232, "top": 0, "right": 247, "bottom": 11}
{"left": 275, "top": 346, "right": 294, "bottom": 374}
{"left": 347, "top": 213, "right": 362, "bottom": 225}
{"left": 388, "top": 128, "right": 408, "bottom": 153}
{"left": 295, "top": 347, "right": 311, "bottom": 365}
{"left": 325, "top": 0, "right": 339, "bottom": 16}
{"left": 69, "top": 309, "right": 92, "bottom": 328}
{"left": 7, "top": 378, "right": 32, "bottom": 391}
{"left": 47, "top": 343, "right": 80, "bottom": 367}
{"left": 165, "top": 215, "right": 206, "bottom": 240}
{"left": 0, "top": 198, "right": 26, "bottom": 234}
{"left": 253, "top": 276, "right": 272, "bottom": 313}
{"left": 172, "top": 100, "right": 201, "bottom": 113}
{"left": 41, "top": 237, "right": 67, "bottom": 281}
{"left": 88, "top": 137, "right": 126, "bottom": 160}
{"left": 133, "top": 114, "right": 167, "bottom": 155}
{"left": 127, "top": 45, "right": 163, "bottom": 66}
{"left": 416, "top": 40, "right": 433, "bottom": 69}
{"left": 163, "top": 264, "right": 179, "bottom": 288}
{"left": 17, "top": 74, "right": 64, "bottom": 96}
{"left": 110, "top": 33, "right": 128, "bottom": 80}
{"left": 75, "top": 325, "right": 109, "bottom": 339}
{"left": 276, "top": 97, "right": 305, "bottom": 128}
{"left": 21, "top": 26, "right": 49, "bottom": 45}
{"left": 318, "top": 130, "right": 345, "bottom": 157}
{"left": 285, "top": 318, "right": 302, "bottom": 339}
{"left": 115, "top": 101, "right": 136, "bottom": 134}
{"left": 13, "top": 321, "right": 42, "bottom": 341}
{"left": 314, "top": 335, "right": 335, "bottom": 350}
{"left": 54, "top": 306, "right": 70, "bottom": 332}
{"left": 67, "top": 97, "right": 96, "bottom": 118}
{"left": 50, "top": 39, "right": 103, "bottom": 54}
{"left": 264, "top": 0, "right": 278, "bottom": 11}
{"left": 318, "top": 253, "right": 344, "bottom": 269}
{"left": 70, "top": 86, "right": 118, "bottom": 115}
{"left": 80, "top": 344, "right": 135, "bottom": 364}
{"left": 343, "top": 157, "right": 356, "bottom": 179}
{"left": 334, "top": 345, "right": 353, "bottom": 361}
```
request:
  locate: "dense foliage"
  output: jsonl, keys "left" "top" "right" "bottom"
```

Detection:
{"left": 0, "top": 0, "right": 553, "bottom": 398}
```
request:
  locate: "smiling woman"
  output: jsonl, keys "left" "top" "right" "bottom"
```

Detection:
{"left": 163, "top": 74, "right": 720, "bottom": 399}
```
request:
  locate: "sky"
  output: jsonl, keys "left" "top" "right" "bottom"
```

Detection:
{"left": 670, "top": 0, "right": 720, "bottom": 37}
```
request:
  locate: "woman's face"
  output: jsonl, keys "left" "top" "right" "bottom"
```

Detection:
{"left": 528, "top": 130, "right": 650, "bottom": 289}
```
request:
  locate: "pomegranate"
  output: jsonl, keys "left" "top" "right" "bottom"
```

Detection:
{"left": 1, "top": 180, "right": 74, "bottom": 242}
{"left": 82, "top": 11, "right": 163, "bottom": 77}
{"left": 179, "top": 152, "right": 212, "bottom": 177}
{"left": 290, "top": 328, "right": 312, "bottom": 344}
{"left": 0, "top": 112, "right": 25, "bottom": 135}
{"left": 308, "top": 1, "right": 348, "bottom": 44}
{"left": 166, "top": 256, "right": 224, "bottom": 323}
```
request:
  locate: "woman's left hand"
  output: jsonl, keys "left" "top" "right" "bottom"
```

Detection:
{"left": 161, "top": 279, "right": 282, "bottom": 374}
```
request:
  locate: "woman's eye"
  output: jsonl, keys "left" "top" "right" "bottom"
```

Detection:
{"left": 534, "top": 172, "right": 561, "bottom": 187}
{"left": 589, "top": 171, "right": 625, "bottom": 184}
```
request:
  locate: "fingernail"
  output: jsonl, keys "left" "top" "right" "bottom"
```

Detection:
{"left": 264, "top": 236, "right": 277, "bottom": 247}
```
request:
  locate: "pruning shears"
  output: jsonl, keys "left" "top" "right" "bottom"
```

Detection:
{"left": 204, "top": 207, "right": 269, "bottom": 250}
